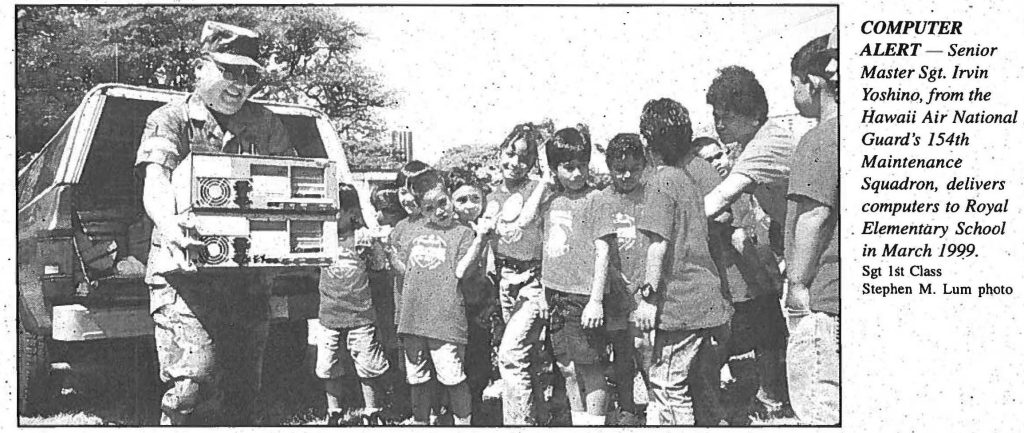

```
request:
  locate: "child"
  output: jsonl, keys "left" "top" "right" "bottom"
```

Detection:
{"left": 371, "top": 183, "right": 410, "bottom": 228}
{"left": 637, "top": 98, "right": 734, "bottom": 426}
{"left": 589, "top": 133, "right": 653, "bottom": 426}
{"left": 448, "top": 167, "right": 500, "bottom": 425}
{"left": 396, "top": 160, "right": 432, "bottom": 217}
{"left": 317, "top": 183, "right": 391, "bottom": 426}
{"left": 386, "top": 171, "right": 490, "bottom": 426}
{"left": 491, "top": 123, "right": 569, "bottom": 426}
{"left": 368, "top": 183, "right": 412, "bottom": 421}
{"left": 695, "top": 138, "right": 790, "bottom": 422}
{"left": 518, "top": 126, "right": 608, "bottom": 425}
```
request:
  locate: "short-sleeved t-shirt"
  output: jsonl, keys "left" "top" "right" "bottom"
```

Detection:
{"left": 135, "top": 94, "right": 292, "bottom": 285}
{"left": 489, "top": 179, "right": 545, "bottom": 261}
{"left": 540, "top": 187, "right": 600, "bottom": 295}
{"left": 786, "top": 117, "right": 839, "bottom": 315}
{"left": 685, "top": 157, "right": 735, "bottom": 301}
{"left": 319, "top": 235, "right": 376, "bottom": 329}
{"left": 720, "top": 193, "right": 783, "bottom": 302}
{"left": 388, "top": 215, "right": 422, "bottom": 324}
{"left": 640, "top": 165, "right": 733, "bottom": 331}
{"left": 393, "top": 221, "right": 475, "bottom": 344}
{"left": 591, "top": 185, "right": 652, "bottom": 292}
{"left": 693, "top": 154, "right": 783, "bottom": 302}
{"left": 731, "top": 120, "right": 797, "bottom": 225}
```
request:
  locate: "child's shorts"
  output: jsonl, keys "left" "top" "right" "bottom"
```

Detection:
{"left": 604, "top": 282, "right": 636, "bottom": 332}
{"left": 315, "top": 323, "right": 390, "bottom": 380}
{"left": 401, "top": 334, "right": 466, "bottom": 386}
{"left": 547, "top": 289, "right": 608, "bottom": 365}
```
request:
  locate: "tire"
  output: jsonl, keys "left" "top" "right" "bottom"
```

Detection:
{"left": 17, "top": 319, "right": 52, "bottom": 415}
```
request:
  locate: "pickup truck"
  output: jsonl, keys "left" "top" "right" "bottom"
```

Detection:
{"left": 16, "top": 83, "right": 356, "bottom": 413}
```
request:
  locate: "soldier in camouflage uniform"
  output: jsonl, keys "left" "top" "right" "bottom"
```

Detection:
{"left": 136, "top": 21, "right": 294, "bottom": 425}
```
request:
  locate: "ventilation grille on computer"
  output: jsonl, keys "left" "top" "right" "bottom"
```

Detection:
{"left": 198, "top": 236, "right": 232, "bottom": 265}
{"left": 197, "top": 178, "right": 233, "bottom": 207}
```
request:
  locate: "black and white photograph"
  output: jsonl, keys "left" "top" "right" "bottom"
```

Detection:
{"left": 13, "top": 5, "right": 839, "bottom": 426}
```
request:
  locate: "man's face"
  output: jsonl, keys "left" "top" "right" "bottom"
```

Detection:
{"left": 791, "top": 75, "right": 820, "bottom": 118}
{"left": 420, "top": 187, "right": 456, "bottom": 227}
{"left": 500, "top": 139, "right": 534, "bottom": 183}
{"left": 194, "top": 58, "right": 260, "bottom": 115}
{"left": 451, "top": 185, "right": 484, "bottom": 223}
{"left": 712, "top": 106, "right": 760, "bottom": 146}
{"left": 696, "top": 144, "right": 733, "bottom": 177}
{"left": 608, "top": 155, "right": 645, "bottom": 194}
{"left": 555, "top": 158, "right": 590, "bottom": 192}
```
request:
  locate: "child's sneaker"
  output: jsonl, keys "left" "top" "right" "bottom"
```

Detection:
{"left": 375, "top": 407, "right": 407, "bottom": 426}
{"left": 748, "top": 398, "right": 795, "bottom": 422}
{"left": 614, "top": 410, "right": 642, "bottom": 426}
{"left": 326, "top": 410, "right": 345, "bottom": 426}
{"left": 432, "top": 409, "right": 454, "bottom": 426}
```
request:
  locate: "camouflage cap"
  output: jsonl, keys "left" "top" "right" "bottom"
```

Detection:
{"left": 199, "top": 21, "right": 262, "bottom": 68}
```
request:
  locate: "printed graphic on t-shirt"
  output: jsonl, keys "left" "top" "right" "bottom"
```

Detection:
{"left": 408, "top": 234, "right": 448, "bottom": 270}
{"left": 496, "top": 194, "right": 525, "bottom": 244}
{"left": 613, "top": 212, "right": 637, "bottom": 251}
{"left": 324, "top": 246, "right": 360, "bottom": 279}
{"left": 546, "top": 209, "right": 572, "bottom": 258}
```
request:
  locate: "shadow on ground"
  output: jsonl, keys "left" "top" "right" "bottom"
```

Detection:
{"left": 19, "top": 326, "right": 797, "bottom": 426}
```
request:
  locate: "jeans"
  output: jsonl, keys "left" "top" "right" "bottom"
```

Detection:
{"left": 729, "top": 296, "right": 790, "bottom": 411}
{"left": 497, "top": 290, "right": 571, "bottom": 425}
{"left": 646, "top": 324, "right": 730, "bottom": 425}
{"left": 785, "top": 309, "right": 839, "bottom": 425}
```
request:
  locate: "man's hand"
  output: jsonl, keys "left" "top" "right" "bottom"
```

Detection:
{"left": 143, "top": 163, "right": 203, "bottom": 273}
{"left": 581, "top": 299, "right": 604, "bottom": 329}
{"left": 151, "top": 217, "right": 203, "bottom": 274}
{"left": 784, "top": 281, "right": 811, "bottom": 312}
{"left": 160, "top": 216, "right": 204, "bottom": 251}
{"left": 713, "top": 210, "right": 734, "bottom": 225}
{"left": 631, "top": 300, "right": 657, "bottom": 332}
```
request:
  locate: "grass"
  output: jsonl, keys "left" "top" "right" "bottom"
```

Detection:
{"left": 18, "top": 331, "right": 799, "bottom": 426}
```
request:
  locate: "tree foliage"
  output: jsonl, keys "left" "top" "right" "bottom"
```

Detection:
{"left": 435, "top": 143, "right": 502, "bottom": 186}
{"left": 15, "top": 6, "right": 402, "bottom": 166}
{"left": 343, "top": 130, "right": 408, "bottom": 171}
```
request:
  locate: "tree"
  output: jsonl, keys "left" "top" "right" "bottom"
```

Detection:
{"left": 15, "top": 6, "right": 401, "bottom": 162}
{"left": 343, "top": 132, "right": 407, "bottom": 171}
{"left": 435, "top": 143, "right": 501, "bottom": 186}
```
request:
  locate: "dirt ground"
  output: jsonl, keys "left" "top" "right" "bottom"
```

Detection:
{"left": 18, "top": 324, "right": 798, "bottom": 426}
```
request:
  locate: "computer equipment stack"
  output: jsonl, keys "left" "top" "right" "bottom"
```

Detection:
{"left": 172, "top": 152, "right": 340, "bottom": 268}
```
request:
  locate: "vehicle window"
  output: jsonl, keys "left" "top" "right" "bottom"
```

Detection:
{"left": 279, "top": 114, "right": 326, "bottom": 158}
{"left": 75, "top": 96, "right": 160, "bottom": 212}
{"left": 17, "top": 122, "right": 72, "bottom": 209}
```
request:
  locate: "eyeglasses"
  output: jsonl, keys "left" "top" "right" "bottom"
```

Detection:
{"left": 207, "top": 58, "right": 262, "bottom": 86}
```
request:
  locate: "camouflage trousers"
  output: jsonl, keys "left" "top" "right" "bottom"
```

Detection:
{"left": 152, "top": 273, "right": 270, "bottom": 426}
{"left": 495, "top": 262, "right": 571, "bottom": 426}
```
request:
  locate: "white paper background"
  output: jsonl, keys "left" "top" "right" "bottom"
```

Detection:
{"left": 2, "top": 1, "right": 1023, "bottom": 431}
